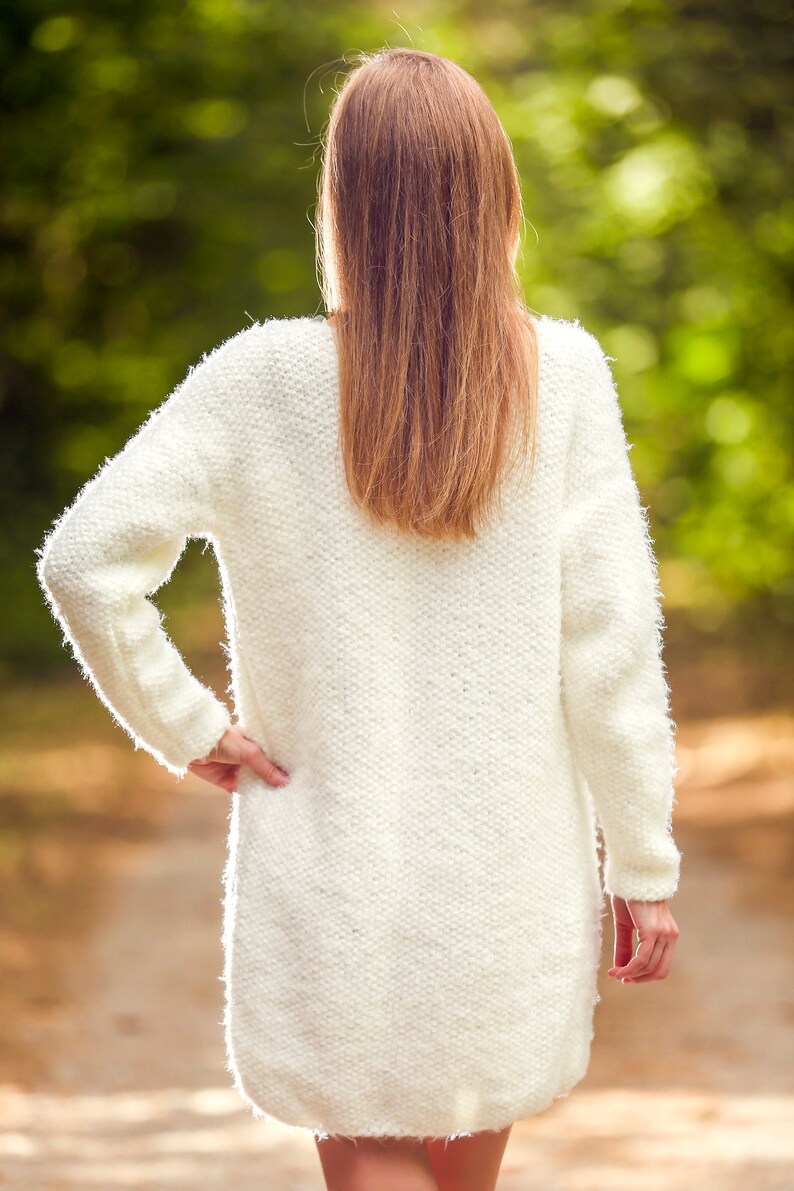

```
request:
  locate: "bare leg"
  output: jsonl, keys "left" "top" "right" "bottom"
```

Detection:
{"left": 424, "top": 1125, "right": 513, "bottom": 1191}
{"left": 314, "top": 1132, "right": 440, "bottom": 1191}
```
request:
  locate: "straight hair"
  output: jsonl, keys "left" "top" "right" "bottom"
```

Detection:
{"left": 316, "top": 47, "right": 539, "bottom": 542}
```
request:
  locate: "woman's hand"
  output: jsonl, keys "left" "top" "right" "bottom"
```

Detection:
{"left": 187, "top": 724, "right": 291, "bottom": 794}
{"left": 608, "top": 894, "right": 680, "bottom": 984}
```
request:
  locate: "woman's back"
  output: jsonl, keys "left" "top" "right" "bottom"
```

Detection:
{"left": 36, "top": 309, "right": 681, "bottom": 1138}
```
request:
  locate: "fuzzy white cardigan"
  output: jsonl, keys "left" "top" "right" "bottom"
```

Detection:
{"left": 37, "top": 313, "right": 682, "bottom": 1139}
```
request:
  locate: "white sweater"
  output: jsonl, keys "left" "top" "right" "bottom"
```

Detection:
{"left": 37, "top": 313, "right": 682, "bottom": 1139}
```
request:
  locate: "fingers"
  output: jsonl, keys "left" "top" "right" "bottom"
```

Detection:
{"left": 241, "top": 738, "right": 291, "bottom": 787}
{"left": 609, "top": 929, "right": 679, "bottom": 983}
{"left": 187, "top": 759, "right": 241, "bottom": 794}
{"left": 612, "top": 919, "right": 635, "bottom": 970}
{"left": 608, "top": 895, "right": 680, "bottom": 984}
{"left": 608, "top": 933, "right": 655, "bottom": 980}
{"left": 625, "top": 941, "right": 676, "bottom": 983}
{"left": 188, "top": 729, "right": 292, "bottom": 792}
{"left": 611, "top": 933, "right": 665, "bottom": 981}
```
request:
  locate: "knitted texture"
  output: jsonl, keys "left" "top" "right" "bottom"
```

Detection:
{"left": 36, "top": 313, "right": 682, "bottom": 1140}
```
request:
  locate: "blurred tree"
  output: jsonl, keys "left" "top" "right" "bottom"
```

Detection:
{"left": 2, "top": 0, "right": 792, "bottom": 678}
{"left": 485, "top": 0, "right": 794, "bottom": 628}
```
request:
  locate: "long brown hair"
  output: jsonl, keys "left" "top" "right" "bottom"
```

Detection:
{"left": 316, "top": 47, "right": 539, "bottom": 542}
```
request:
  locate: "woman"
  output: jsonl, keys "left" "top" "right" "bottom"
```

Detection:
{"left": 36, "top": 46, "right": 681, "bottom": 1191}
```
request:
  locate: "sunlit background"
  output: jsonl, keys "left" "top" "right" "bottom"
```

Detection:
{"left": 2, "top": 2, "right": 792, "bottom": 1188}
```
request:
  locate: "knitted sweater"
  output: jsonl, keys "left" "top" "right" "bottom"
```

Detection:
{"left": 36, "top": 313, "right": 682, "bottom": 1139}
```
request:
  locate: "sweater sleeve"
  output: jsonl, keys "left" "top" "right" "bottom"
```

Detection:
{"left": 560, "top": 327, "right": 682, "bottom": 901}
{"left": 34, "top": 332, "right": 247, "bottom": 780}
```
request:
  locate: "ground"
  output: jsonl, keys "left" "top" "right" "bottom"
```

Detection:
{"left": 0, "top": 690, "right": 792, "bottom": 1189}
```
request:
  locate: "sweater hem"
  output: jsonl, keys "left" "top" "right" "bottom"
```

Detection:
{"left": 223, "top": 1059, "right": 592, "bottom": 1143}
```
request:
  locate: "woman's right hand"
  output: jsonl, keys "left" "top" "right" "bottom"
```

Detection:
{"left": 608, "top": 894, "right": 680, "bottom": 984}
{"left": 187, "top": 724, "right": 291, "bottom": 794}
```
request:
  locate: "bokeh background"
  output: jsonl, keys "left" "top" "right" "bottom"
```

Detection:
{"left": 2, "top": 3, "right": 792, "bottom": 1188}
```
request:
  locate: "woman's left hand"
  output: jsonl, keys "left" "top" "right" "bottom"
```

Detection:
{"left": 187, "top": 724, "right": 291, "bottom": 794}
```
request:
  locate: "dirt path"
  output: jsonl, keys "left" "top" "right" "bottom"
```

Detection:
{"left": 1, "top": 713, "right": 793, "bottom": 1190}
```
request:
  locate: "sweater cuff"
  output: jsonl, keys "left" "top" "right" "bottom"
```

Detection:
{"left": 163, "top": 697, "right": 234, "bottom": 779}
{"left": 601, "top": 852, "right": 682, "bottom": 902}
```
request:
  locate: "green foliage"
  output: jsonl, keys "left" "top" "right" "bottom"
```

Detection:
{"left": 3, "top": 0, "right": 792, "bottom": 677}
{"left": 485, "top": 0, "right": 793, "bottom": 625}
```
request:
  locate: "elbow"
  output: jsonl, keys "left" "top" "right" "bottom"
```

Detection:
{"left": 36, "top": 528, "right": 91, "bottom": 621}
{"left": 37, "top": 537, "right": 72, "bottom": 604}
